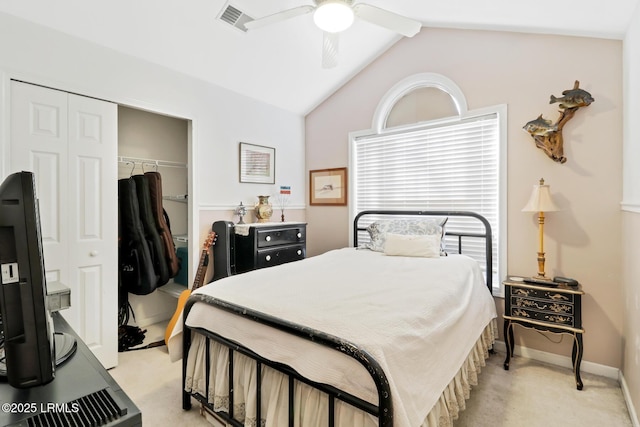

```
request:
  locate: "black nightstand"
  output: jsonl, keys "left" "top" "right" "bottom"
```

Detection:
{"left": 503, "top": 277, "right": 585, "bottom": 390}
{"left": 234, "top": 222, "right": 306, "bottom": 274}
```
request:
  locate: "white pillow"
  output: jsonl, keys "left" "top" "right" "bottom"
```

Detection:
{"left": 384, "top": 233, "right": 441, "bottom": 258}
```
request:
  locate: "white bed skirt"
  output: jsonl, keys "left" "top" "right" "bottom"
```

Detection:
{"left": 184, "top": 319, "right": 497, "bottom": 427}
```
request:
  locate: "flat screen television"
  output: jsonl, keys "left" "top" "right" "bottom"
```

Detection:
{"left": 0, "top": 171, "right": 67, "bottom": 388}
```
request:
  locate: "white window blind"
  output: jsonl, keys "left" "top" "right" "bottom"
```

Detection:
{"left": 352, "top": 113, "right": 500, "bottom": 285}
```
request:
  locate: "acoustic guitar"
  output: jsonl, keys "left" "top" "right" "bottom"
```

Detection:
{"left": 164, "top": 230, "right": 216, "bottom": 346}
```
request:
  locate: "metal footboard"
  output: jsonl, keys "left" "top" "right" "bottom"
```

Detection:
{"left": 182, "top": 294, "right": 393, "bottom": 427}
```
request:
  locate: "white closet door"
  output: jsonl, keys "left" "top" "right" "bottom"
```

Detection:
{"left": 10, "top": 81, "right": 118, "bottom": 369}
{"left": 66, "top": 94, "right": 118, "bottom": 368}
{"left": 10, "top": 83, "right": 70, "bottom": 293}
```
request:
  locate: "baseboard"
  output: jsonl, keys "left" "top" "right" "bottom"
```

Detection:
{"left": 620, "top": 371, "right": 640, "bottom": 427}
{"left": 493, "top": 340, "right": 619, "bottom": 380}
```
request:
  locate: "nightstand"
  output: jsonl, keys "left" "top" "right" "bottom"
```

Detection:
{"left": 234, "top": 222, "right": 306, "bottom": 274}
{"left": 503, "top": 277, "right": 585, "bottom": 390}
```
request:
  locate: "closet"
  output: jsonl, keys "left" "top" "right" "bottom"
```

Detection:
{"left": 117, "top": 106, "right": 189, "bottom": 329}
{"left": 9, "top": 82, "right": 190, "bottom": 369}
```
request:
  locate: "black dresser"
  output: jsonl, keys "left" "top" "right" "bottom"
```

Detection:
{"left": 502, "top": 277, "right": 584, "bottom": 389}
{"left": 212, "top": 221, "right": 306, "bottom": 280}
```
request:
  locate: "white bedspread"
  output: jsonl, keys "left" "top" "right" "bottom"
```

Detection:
{"left": 170, "top": 248, "right": 496, "bottom": 427}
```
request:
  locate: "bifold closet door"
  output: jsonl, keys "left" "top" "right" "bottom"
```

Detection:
{"left": 10, "top": 81, "right": 118, "bottom": 369}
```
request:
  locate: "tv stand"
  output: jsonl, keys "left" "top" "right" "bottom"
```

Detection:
{"left": 53, "top": 331, "right": 77, "bottom": 366}
{"left": 0, "top": 312, "right": 141, "bottom": 426}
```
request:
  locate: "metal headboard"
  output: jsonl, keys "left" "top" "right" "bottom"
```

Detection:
{"left": 353, "top": 210, "right": 493, "bottom": 293}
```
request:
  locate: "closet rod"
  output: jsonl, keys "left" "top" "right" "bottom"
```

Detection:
{"left": 117, "top": 156, "right": 187, "bottom": 169}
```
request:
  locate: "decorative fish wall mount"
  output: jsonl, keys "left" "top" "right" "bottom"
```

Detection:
{"left": 523, "top": 80, "right": 594, "bottom": 163}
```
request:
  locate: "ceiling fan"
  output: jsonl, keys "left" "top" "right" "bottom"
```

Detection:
{"left": 244, "top": 0, "right": 422, "bottom": 68}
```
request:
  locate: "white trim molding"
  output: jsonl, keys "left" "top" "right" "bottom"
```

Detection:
{"left": 493, "top": 340, "right": 619, "bottom": 380}
{"left": 622, "top": 201, "right": 640, "bottom": 213}
{"left": 621, "top": 371, "right": 640, "bottom": 427}
{"left": 199, "top": 204, "right": 307, "bottom": 212}
{"left": 371, "top": 72, "right": 469, "bottom": 133}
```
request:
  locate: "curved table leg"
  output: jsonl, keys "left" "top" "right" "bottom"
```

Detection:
{"left": 503, "top": 320, "right": 513, "bottom": 370}
{"left": 572, "top": 333, "right": 584, "bottom": 390}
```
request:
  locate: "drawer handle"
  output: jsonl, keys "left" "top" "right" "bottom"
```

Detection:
{"left": 297, "top": 250, "right": 302, "bottom": 255}
{"left": 266, "top": 255, "right": 271, "bottom": 261}
{"left": 297, "top": 232, "right": 302, "bottom": 238}
{"left": 265, "top": 236, "right": 271, "bottom": 242}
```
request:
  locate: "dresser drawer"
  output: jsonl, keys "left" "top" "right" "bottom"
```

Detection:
{"left": 256, "top": 227, "right": 305, "bottom": 248}
{"left": 256, "top": 227, "right": 306, "bottom": 248}
{"left": 256, "top": 244, "right": 306, "bottom": 268}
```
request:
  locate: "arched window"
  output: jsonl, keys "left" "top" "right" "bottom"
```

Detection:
{"left": 350, "top": 73, "right": 506, "bottom": 292}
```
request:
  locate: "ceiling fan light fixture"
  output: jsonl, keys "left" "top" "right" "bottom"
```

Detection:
{"left": 313, "top": 1, "right": 355, "bottom": 33}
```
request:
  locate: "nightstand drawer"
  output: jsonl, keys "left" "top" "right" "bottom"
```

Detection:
{"left": 510, "top": 286, "right": 575, "bottom": 304}
{"left": 510, "top": 306, "right": 576, "bottom": 327}
{"left": 511, "top": 295, "right": 575, "bottom": 316}
{"left": 256, "top": 244, "right": 305, "bottom": 268}
{"left": 256, "top": 227, "right": 305, "bottom": 248}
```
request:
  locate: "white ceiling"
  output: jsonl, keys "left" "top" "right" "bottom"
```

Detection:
{"left": 0, "top": 0, "right": 637, "bottom": 115}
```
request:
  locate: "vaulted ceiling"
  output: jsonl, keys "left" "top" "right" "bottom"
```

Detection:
{"left": 0, "top": 0, "right": 637, "bottom": 115}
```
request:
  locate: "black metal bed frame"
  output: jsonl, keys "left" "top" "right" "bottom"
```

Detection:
{"left": 182, "top": 210, "right": 493, "bottom": 427}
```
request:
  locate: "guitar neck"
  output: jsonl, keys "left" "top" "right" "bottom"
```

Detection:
{"left": 190, "top": 231, "right": 216, "bottom": 292}
{"left": 192, "top": 250, "right": 208, "bottom": 291}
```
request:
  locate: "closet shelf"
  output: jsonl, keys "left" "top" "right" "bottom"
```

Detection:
{"left": 173, "top": 234, "right": 188, "bottom": 243}
{"left": 118, "top": 156, "right": 187, "bottom": 169}
{"left": 163, "top": 195, "right": 188, "bottom": 203}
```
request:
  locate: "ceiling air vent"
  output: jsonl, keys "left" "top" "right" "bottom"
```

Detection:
{"left": 218, "top": 3, "right": 253, "bottom": 32}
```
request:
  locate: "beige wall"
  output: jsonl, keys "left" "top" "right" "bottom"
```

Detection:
{"left": 305, "top": 28, "right": 623, "bottom": 369}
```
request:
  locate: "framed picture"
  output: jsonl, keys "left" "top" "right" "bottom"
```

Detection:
{"left": 309, "top": 167, "right": 347, "bottom": 206}
{"left": 239, "top": 142, "right": 275, "bottom": 184}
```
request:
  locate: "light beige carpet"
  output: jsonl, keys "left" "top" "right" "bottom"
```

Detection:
{"left": 109, "top": 340, "right": 633, "bottom": 427}
{"left": 454, "top": 351, "right": 632, "bottom": 427}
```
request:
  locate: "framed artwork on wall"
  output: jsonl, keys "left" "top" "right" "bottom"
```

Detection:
{"left": 239, "top": 142, "right": 275, "bottom": 184}
{"left": 309, "top": 167, "right": 347, "bottom": 206}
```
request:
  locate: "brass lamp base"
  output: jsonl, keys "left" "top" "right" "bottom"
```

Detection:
{"left": 535, "top": 212, "right": 547, "bottom": 278}
{"left": 536, "top": 251, "right": 546, "bottom": 278}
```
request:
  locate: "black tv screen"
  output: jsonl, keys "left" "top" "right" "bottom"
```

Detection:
{"left": 0, "top": 171, "right": 55, "bottom": 388}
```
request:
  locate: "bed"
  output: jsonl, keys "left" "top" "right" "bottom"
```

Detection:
{"left": 172, "top": 210, "right": 497, "bottom": 427}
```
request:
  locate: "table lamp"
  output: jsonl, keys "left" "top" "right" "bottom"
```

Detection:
{"left": 522, "top": 178, "right": 559, "bottom": 278}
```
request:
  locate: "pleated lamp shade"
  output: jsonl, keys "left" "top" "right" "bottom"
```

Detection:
{"left": 522, "top": 178, "right": 559, "bottom": 212}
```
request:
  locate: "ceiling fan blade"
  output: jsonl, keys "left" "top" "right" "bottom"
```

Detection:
{"left": 353, "top": 4, "right": 422, "bottom": 37}
{"left": 244, "top": 5, "right": 315, "bottom": 30}
{"left": 322, "top": 32, "right": 340, "bottom": 69}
